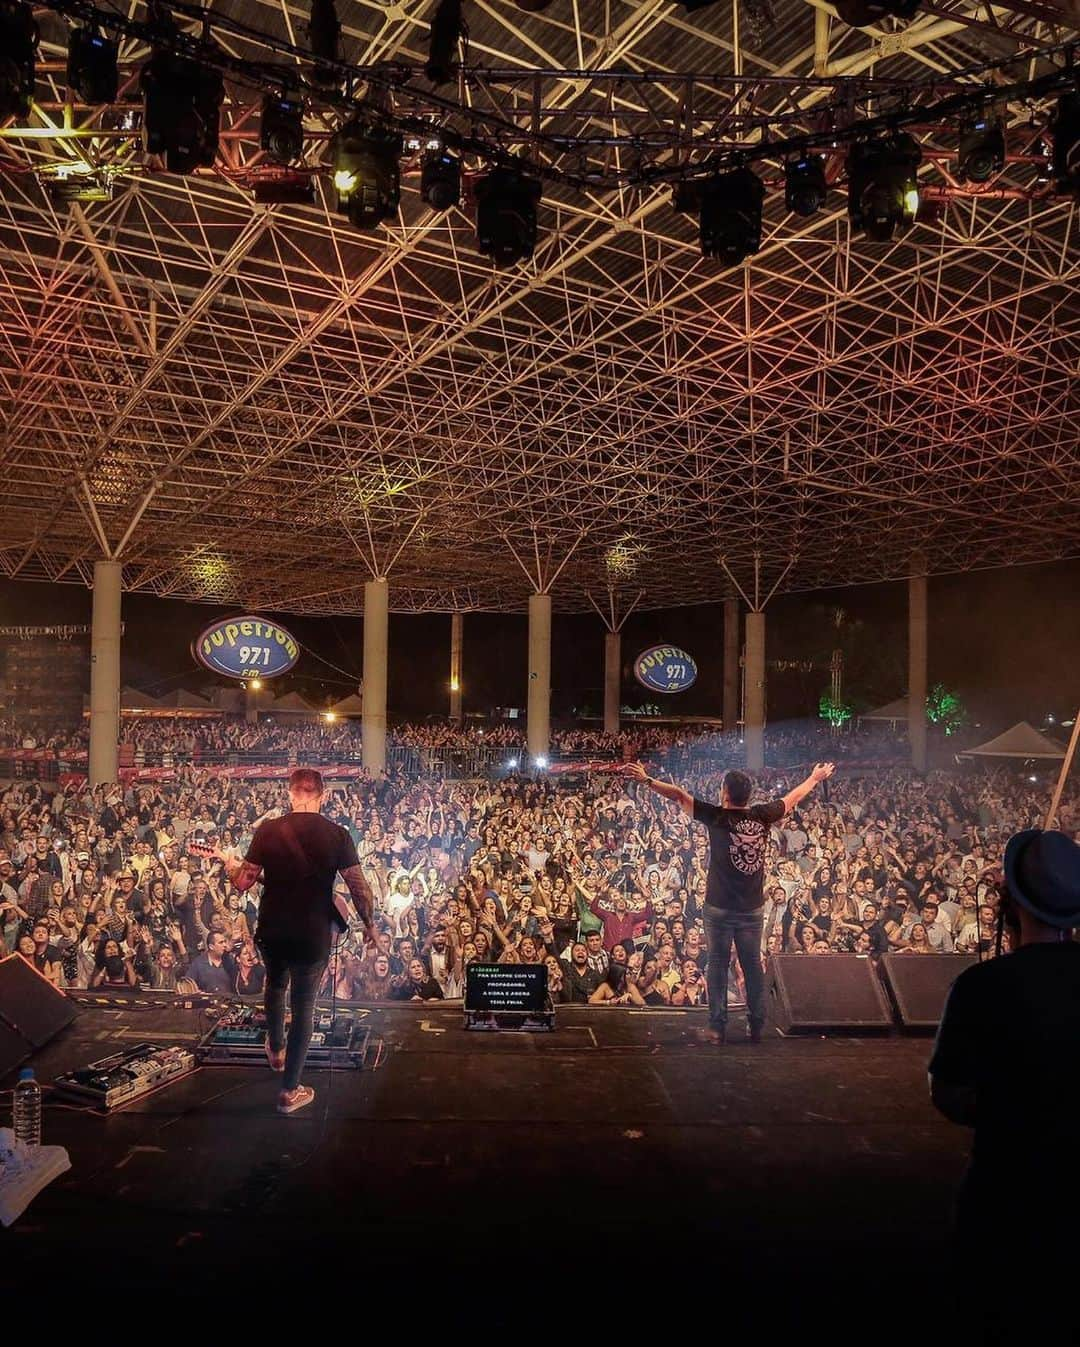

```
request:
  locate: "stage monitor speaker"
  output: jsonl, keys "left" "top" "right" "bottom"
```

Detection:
{"left": 766, "top": 954, "right": 893, "bottom": 1033}
{"left": 0, "top": 955, "right": 77, "bottom": 1077}
{"left": 880, "top": 953, "right": 976, "bottom": 1028}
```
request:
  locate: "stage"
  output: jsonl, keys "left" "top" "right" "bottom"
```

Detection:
{"left": 3, "top": 998, "right": 970, "bottom": 1335}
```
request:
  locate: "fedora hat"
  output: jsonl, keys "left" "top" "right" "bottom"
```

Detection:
{"left": 1003, "top": 829, "right": 1080, "bottom": 930}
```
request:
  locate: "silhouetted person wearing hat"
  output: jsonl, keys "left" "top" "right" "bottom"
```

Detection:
{"left": 929, "top": 828, "right": 1080, "bottom": 1344}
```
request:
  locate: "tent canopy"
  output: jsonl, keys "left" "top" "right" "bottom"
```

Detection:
{"left": 860, "top": 697, "right": 909, "bottom": 722}
{"left": 329, "top": 693, "right": 364, "bottom": 716}
{"left": 155, "top": 689, "right": 215, "bottom": 710}
{"left": 961, "top": 721, "right": 1065, "bottom": 760}
{"left": 119, "top": 686, "right": 162, "bottom": 710}
{"left": 265, "top": 691, "right": 320, "bottom": 714}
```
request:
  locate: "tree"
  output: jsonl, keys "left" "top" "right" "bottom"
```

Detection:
{"left": 926, "top": 682, "right": 967, "bottom": 736}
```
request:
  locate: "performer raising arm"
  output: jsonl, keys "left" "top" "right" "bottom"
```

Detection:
{"left": 624, "top": 760, "right": 835, "bottom": 1044}
{"left": 215, "top": 768, "right": 376, "bottom": 1114}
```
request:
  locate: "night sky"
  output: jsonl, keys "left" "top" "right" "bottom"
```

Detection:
{"left": 1, "top": 558, "right": 1077, "bottom": 729}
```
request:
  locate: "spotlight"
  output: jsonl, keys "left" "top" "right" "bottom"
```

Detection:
{"left": 426, "top": 0, "right": 463, "bottom": 86}
{"left": 67, "top": 27, "right": 118, "bottom": 105}
{"left": 0, "top": 0, "right": 37, "bottom": 121}
{"left": 141, "top": 50, "right": 224, "bottom": 175}
{"left": 957, "top": 117, "right": 1004, "bottom": 183}
{"left": 331, "top": 117, "right": 402, "bottom": 229}
{"left": 833, "top": 0, "right": 920, "bottom": 28}
{"left": 535, "top": 755, "right": 548, "bottom": 769}
{"left": 785, "top": 154, "right": 827, "bottom": 217}
{"left": 698, "top": 167, "right": 765, "bottom": 266}
{"left": 507, "top": 757, "right": 519, "bottom": 769}
{"left": 1051, "top": 92, "right": 1080, "bottom": 199}
{"left": 847, "top": 133, "right": 921, "bottom": 241}
{"left": 261, "top": 94, "right": 305, "bottom": 164}
{"left": 308, "top": 0, "right": 341, "bottom": 88}
{"left": 420, "top": 147, "right": 461, "bottom": 210}
{"left": 474, "top": 165, "right": 542, "bottom": 266}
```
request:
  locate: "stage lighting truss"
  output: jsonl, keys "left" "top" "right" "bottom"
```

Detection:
{"left": 67, "top": 25, "right": 118, "bottom": 105}
{"left": 957, "top": 117, "right": 1006, "bottom": 184}
{"left": 332, "top": 118, "right": 403, "bottom": 230}
{"left": 261, "top": 94, "right": 306, "bottom": 166}
{"left": 473, "top": 165, "right": 542, "bottom": 266}
{"left": 0, "top": 0, "right": 38, "bottom": 121}
{"left": 847, "top": 134, "right": 922, "bottom": 242}
{"left": 141, "top": 49, "right": 224, "bottom": 175}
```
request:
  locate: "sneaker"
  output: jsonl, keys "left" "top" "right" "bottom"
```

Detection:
{"left": 264, "top": 1041, "right": 285, "bottom": 1073}
{"left": 695, "top": 1025, "right": 726, "bottom": 1045}
{"left": 276, "top": 1085, "right": 315, "bottom": 1115}
{"left": 748, "top": 1023, "right": 763, "bottom": 1044}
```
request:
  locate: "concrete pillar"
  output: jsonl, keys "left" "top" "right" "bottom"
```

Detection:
{"left": 908, "top": 571, "right": 928, "bottom": 773}
{"left": 744, "top": 610, "right": 766, "bottom": 774}
{"left": 527, "top": 592, "right": 552, "bottom": 762}
{"left": 362, "top": 577, "right": 389, "bottom": 774}
{"left": 603, "top": 629, "right": 621, "bottom": 736}
{"left": 723, "top": 596, "right": 740, "bottom": 734}
{"left": 88, "top": 559, "right": 122, "bottom": 786}
{"left": 449, "top": 612, "right": 463, "bottom": 722}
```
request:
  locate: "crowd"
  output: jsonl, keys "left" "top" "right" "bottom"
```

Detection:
{"left": 3, "top": 714, "right": 909, "bottom": 769}
{"left": 2, "top": 719, "right": 1072, "bottom": 1006}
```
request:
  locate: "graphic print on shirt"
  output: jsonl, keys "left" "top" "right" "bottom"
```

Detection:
{"left": 728, "top": 818, "right": 767, "bottom": 875}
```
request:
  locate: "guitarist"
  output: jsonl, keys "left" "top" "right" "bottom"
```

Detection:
{"left": 213, "top": 768, "right": 376, "bottom": 1114}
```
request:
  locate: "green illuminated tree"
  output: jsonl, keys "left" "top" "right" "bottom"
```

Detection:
{"left": 818, "top": 690, "right": 853, "bottom": 727}
{"left": 925, "top": 683, "right": 967, "bottom": 736}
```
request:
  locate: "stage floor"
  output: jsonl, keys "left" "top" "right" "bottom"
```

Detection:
{"left": 3, "top": 1000, "right": 970, "bottom": 1335}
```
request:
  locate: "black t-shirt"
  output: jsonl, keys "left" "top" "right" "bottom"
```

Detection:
{"left": 930, "top": 942, "right": 1080, "bottom": 1188}
{"left": 246, "top": 812, "right": 359, "bottom": 962}
{"left": 692, "top": 798, "right": 786, "bottom": 914}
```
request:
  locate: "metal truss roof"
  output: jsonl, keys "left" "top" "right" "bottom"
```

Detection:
{"left": 1, "top": 0, "right": 1078, "bottom": 616}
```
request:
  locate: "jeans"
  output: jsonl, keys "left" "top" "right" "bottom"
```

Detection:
{"left": 704, "top": 906, "right": 765, "bottom": 1032}
{"left": 260, "top": 945, "right": 326, "bottom": 1092}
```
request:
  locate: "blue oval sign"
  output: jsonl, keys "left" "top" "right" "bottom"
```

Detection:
{"left": 634, "top": 644, "right": 698, "bottom": 694}
{"left": 193, "top": 616, "right": 300, "bottom": 680}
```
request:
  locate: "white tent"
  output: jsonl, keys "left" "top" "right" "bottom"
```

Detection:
{"left": 960, "top": 721, "right": 1065, "bottom": 760}
{"left": 329, "top": 693, "right": 364, "bottom": 717}
{"left": 264, "top": 691, "right": 321, "bottom": 715}
{"left": 859, "top": 697, "right": 909, "bottom": 724}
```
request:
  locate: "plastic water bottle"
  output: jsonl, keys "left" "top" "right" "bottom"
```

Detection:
{"left": 13, "top": 1068, "right": 42, "bottom": 1148}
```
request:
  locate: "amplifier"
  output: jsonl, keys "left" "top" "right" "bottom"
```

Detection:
{"left": 54, "top": 1042, "right": 196, "bottom": 1111}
